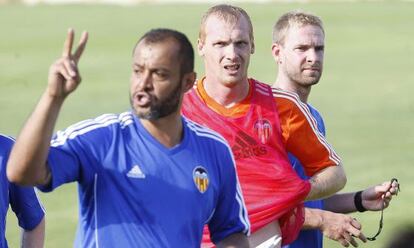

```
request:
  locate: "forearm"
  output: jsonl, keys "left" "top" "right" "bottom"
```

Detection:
{"left": 324, "top": 192, "right": 356, "bottom": 213}
{"left": 21, "top": 217, "right": 45, "bottom": 248}
{"left": 7, "top": 92, "right": 64, "bottom": 186}
{"left": 306, "top": 163, "right": 346, "bottom": 201}
{"left": 325, "top": 180, "right": 400, "bottom": 213}
{"left": 217, "top": 233, "right": 250, "bottom": 248}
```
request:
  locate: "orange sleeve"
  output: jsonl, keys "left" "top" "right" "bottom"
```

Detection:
{"left": 274, "top": 90, "right": 341, "bottom": 177}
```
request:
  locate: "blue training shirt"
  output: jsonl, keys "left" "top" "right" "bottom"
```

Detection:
{"left": 39, "top": 112, "right": 250, "bottom": 247}
{"left": 0, "top": 134, "right": 45, "bottom": 248}
{"left": 284, "top": 104, "right": 325, "bottom": 248}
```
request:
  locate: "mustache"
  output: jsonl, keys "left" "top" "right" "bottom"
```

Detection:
{"left": 132, "top": 91, "right": 153, "bottom": 100}
{"left": 302, "top": 63, "right": 321, "bottom": 70}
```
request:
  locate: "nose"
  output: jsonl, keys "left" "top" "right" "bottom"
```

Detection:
{"left": 306, "top": 48, "right": 321, "bottom": 63}
{"left": 224, "top": 44, "right": 237, "bottom": 61}
{"left": 136, "top": 71, "right": 153, "bottom": 90}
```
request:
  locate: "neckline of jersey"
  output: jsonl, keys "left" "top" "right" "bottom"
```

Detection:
{"left": 132, "top": 113, "right": 189, "bottom": 155}
{"left": 195, "top": 77, "right": 253, "bottom": 118}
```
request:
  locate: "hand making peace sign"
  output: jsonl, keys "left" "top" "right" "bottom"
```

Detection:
{"left": 48, "top": 28, "right": 88, "bottom": 98}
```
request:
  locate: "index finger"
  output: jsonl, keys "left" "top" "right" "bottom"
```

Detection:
{"left": 62, "top": 28, "right": 75, "bottom": 57}
{"left": 375, "top": 182, "right": 392, "bottom": 195}
{"left": 350, "top": 218, "right": 362, "bottom": 230}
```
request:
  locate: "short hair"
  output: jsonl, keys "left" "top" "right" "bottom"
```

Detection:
{"left": 273, "top": 10, "right": 324, "bottom": 45}
{"left": 199, "top": 4, "right": 254, "bottom": 44}
{"left": 135, "top": 28, "right": 194, "bottom": 75}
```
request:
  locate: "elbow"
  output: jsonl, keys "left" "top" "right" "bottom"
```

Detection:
{"left": 335, "top": 164, "right": 347, "bottom": 192}
{"left": 335, "top": 174, "right": 346, "bottom": 193}
{"left": 6, "top": 160, "right": 26, "bottom": 185}
{"left": 6, "top": 159, "right": 37, "bottom": 186}
{"left": 307, "top": 164, "right": 347, "bottom": 201}
{"left": 339, "top": 174, "right": 347, "bottom": 191}
{"left": 6, "top": 159, "right": 20, "bottom": 183}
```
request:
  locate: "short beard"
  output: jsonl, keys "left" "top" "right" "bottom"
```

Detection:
{"left": 289, "top": 70, "right": 321, "bottom": 87}
{"left": 131, "top": 79, "right": 182, "bottom": 120}
{"left": 297, "top": 75, "right": 320, "bottom": 86}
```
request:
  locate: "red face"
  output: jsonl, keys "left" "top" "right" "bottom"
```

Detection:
{"left": 198, "top": 14, "right": 254, "bottom": 88}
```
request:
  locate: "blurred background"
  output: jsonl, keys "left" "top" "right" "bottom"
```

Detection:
{"left": 1, "top": 0, "right": 413, "bottom": 247}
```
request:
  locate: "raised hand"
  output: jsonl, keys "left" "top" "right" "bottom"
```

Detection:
{"left": 361, "top": 180, "right": 400, "bottom": 211}
{"left": 47, "top": 28, "right": 88, "bottom": 98}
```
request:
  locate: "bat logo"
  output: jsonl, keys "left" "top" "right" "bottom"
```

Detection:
{"left": 193, "top": 166, "right": 209, "bottom": 193}
{"left": 254, "top": 119, "right": 272, "bottom": 144}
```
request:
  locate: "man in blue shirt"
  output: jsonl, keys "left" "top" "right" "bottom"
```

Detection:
{"left": 0, "top": 134, "right": 45, "bottom": 248}
{"left": 272, "top": 10, "right": 399, "bottom": 248}
{"left": 7, "top": 28, "right": 250, "bottom": 247}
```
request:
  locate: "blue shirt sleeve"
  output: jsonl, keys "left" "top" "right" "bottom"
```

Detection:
{"left": 307, "top": 104, "right": 326, "bottom": 136}
{"left": 39, "top": 145, "right": 84, "bottom": 192}
{"left": 38, "top": 121, "right": 110, "bottom": 192}
{"left": 208, "top": 144, "right": 250, "bottom": 243}
{"left": 9, "top": 183, "right": 44, "bottom": 230}
{"left": 1, "top": 134, "right": 44, "bottom": 231}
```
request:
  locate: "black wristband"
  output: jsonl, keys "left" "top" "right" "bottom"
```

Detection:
{"left": 354, "top": 191, "right": 367, "bottom": 212}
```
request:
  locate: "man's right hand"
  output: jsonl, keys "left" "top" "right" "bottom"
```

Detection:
{"left": 6, "top": 28, "right": 88, "bottom": 186}
{"left": 47, "top": 28, "right": 88, "bottom": 99}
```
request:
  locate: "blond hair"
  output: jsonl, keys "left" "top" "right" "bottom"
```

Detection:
{"left": 273, "top": 10, "right": 324, "bottom": 45}
{"left": 199, "top": 4, "right": 254, "bottom": 44}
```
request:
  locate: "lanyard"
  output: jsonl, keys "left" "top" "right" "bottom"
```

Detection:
{"left": 367, "top": 178, "right": 400, "bottom": 241}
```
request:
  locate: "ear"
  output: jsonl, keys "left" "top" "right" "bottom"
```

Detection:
{"left": 197, "top": 38, "right": 205, "bottom": 56}
{"left": 251, "top": 41, "right": 255, "bottom": 54}
{"left": 182, "top": 72, "right": 196, "bottom": 93}
{"left": 271, "top": 43, "right": 282, "bottom": 63}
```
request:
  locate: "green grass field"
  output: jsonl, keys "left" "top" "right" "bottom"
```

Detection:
{"left": 1, "top": 2, "right": 413, "bottom": 247}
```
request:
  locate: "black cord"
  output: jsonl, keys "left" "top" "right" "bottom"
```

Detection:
{"left": 366, "top": 178, "right": 400, "bottom": 241}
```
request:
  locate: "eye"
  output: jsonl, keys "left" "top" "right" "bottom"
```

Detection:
{"left": 133, "top": 67, "right": 143, "bottom": 76}
{"left": 153, "top": 70, "right": 169, "bottom": 81}
{"left": 295, "top": 46, "right": 307, "bottom": 52}
{"left": 213, "top": 41, "right": 226, "bottom": 47}
{"left": 315, "top": 46, "right": 325, "bottom": 52}
{"left": 235, "top": 41, "right": 248, "bottom": 47}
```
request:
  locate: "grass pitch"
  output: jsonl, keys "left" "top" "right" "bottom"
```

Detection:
{"left": 1, "top": 2, "right": 413, "bottom": 247}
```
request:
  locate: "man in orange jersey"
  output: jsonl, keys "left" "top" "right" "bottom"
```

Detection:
{"left": 272, "top": 10, "right": 399, "bottom": 248}
{"left": 182, "top": 4, "right": 346, "bottom": 247}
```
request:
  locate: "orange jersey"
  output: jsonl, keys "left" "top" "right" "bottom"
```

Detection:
{"left": 183, "top": 78, "right": 310, "bottom": 246}
{"left": 194, "top": 78, "right": 341, "bottom": 176}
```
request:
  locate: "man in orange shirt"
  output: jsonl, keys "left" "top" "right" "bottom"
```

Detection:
{"left": 272, "top": 10, "right": 399, "bottom": 248}
{"left": 182, "top": 4, "right": 346, "bottom": 247}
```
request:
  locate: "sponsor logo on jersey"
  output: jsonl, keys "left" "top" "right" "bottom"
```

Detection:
{"left": 127, "top": 164, "right": 146, "bottom": 179}
{"left": 193, "top": 166, "right": 209, "bottom": 193}
{"left": 232, "top": 130, "right": 267, "bottom": 160}
{"left": 254, "top": 119, "right": 272, "bottom": 144}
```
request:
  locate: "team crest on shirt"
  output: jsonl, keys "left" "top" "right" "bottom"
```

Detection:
{"left": 193, "top": 166, "right": 209, "bottom": 193}
{"left": 254, "top": 119, "right": 272, "bottom": 144}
